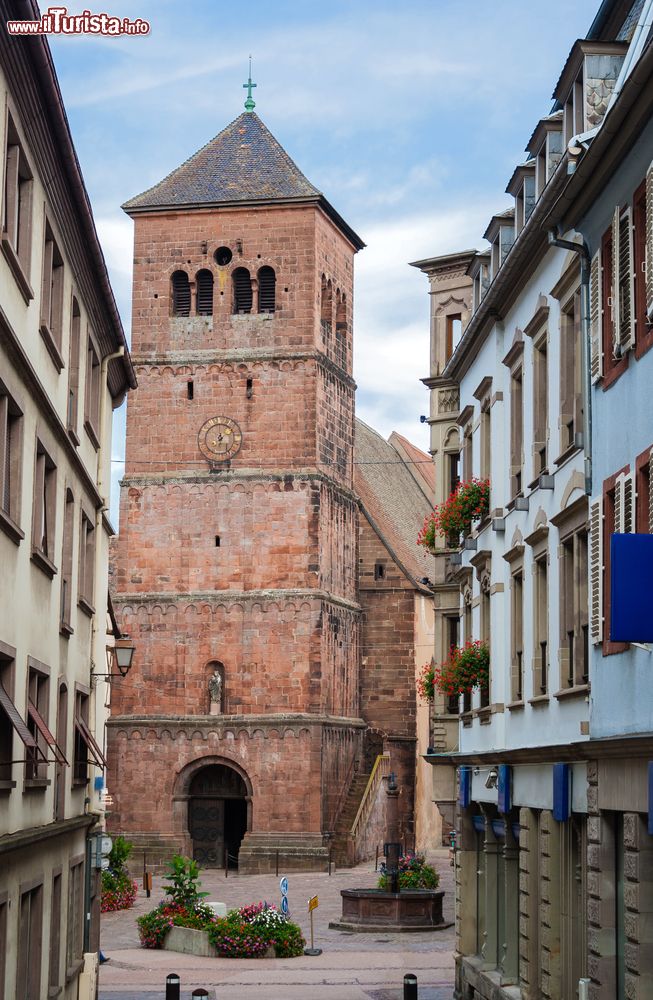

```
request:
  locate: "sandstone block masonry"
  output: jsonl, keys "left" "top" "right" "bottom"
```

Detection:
{"left": 109, "top": 172, "right": 366, "bottom": 871}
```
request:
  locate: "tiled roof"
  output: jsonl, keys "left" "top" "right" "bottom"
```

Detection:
{"left": 354, "top": 420, "right": 434, "bottom": 588}
{"left": 388, "top": 431, "right": 435, "bottom": 499}
{"left": 123, "top": 112, "right": 321, "bottom": 212}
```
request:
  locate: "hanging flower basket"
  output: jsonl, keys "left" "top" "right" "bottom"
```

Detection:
{"left": 417, "top": 479, "right": 490, "bottom": 550}
{"left": 418, "top": 641, "right": 490, "bottom": 701}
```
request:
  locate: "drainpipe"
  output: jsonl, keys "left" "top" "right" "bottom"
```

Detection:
{"left": 98, "top": 347, "right": 125, "bottom": 507}
{"left": 547, "top": 232, "right": 592, "bottom": 496}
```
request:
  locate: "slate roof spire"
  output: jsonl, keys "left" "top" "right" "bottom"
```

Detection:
{"left": 122, "top": 111, "right": 365, "bottom": 250}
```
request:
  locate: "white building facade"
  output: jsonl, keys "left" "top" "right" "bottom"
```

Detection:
{"left": 0, "top": 3, "right": 135, "bottom": 997}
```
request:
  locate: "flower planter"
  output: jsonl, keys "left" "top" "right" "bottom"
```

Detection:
{"left": 329, "top": 889, "right": 451, "bottom": 933}
{"left": 163, "top": 924, "right": 276, "bottom": 959}
{"left": 164, "top": 925, "right": 219, "bottom": 958}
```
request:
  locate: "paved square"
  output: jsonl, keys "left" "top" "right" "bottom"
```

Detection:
{"left": 99, "top": 852, "right": 455, "bottom": 999}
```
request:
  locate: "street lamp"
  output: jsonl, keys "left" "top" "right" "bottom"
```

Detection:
{"left": 91, "top": 639, "right": 136, "bottom": 680}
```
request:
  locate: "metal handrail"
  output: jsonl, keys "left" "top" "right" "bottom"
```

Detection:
{"left": 350, "top": 753, "right": 390, "bottom": 840}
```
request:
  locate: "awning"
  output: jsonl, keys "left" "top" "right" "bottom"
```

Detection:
{"left": 28, "top": 701, "right": 68, "bottom": 765}
{"left": 75, "top": 716, "right": 106, "bottom": 769}
{"left": 0, "top": 683, "right": 46, "bottom": 761}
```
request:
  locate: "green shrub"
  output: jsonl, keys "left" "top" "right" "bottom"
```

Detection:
{"left": 378, "top": 851, "right": 440, "bottom": 890}
{"left": 162, "top": 854, "right": 208, "bottom": 909}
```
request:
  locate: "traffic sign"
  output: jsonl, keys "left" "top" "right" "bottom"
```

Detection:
{"left": 100, "top": 858, "right": 110, "bottom": 870}
{"left": 100, "top": 835, "right": 113, "bottom": 856}
{"left": 308, "top": 895, "right": 318, "bottom": 912}
{"left": 279, "top": 876, "right": 288, "bottom": 896}
{"left": 281, "top": 895, "right": 289, "bottom": 915}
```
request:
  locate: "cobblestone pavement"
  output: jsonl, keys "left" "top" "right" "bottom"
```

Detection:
{"left": 99, "top": 851, "right": 455, "bottom": 1000}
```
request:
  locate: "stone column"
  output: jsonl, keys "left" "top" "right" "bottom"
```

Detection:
{"left": 501, "top": 821, "right": 520, "bottom": 985}
{"left": 481, "top": 811, "right": 499, "bottom": 970}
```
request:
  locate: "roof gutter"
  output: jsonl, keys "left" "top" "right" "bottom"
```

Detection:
{"left": 14, "top": 0, "right": 136, "bottom": 393}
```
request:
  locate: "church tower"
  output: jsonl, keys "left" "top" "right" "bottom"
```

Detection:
{"left": 108, "top": 94, "right": 365, "bottom": 872}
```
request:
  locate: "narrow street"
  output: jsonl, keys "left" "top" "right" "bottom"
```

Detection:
{"left": 99, "top": 852, "right": 455, "bottom": 1000}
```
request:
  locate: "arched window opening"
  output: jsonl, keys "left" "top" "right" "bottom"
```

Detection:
{"left": 232, "top": 268, "right": 252, "bottom": 314}
{"left": 258, "top": 266, "right": 276, "bottom": 313}
{"left": 321, "top": 276, "right": 332, "bottom": 328}
{"left": 171, "top": 270, "right": 190, "bottom": 316}
{"left": 207, "top": 660, "right": 225, "bottom": 714}
{"left": 196, "top": 269, "right": 214, "bottom": 315}
{"left": 336, "top": 290, "right": 347, "bottom": 333}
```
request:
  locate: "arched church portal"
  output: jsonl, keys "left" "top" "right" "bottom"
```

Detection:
{"left": 188, "top": 763, "right": 249, "bottom": 868}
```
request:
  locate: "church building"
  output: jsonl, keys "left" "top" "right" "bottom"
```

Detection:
{"left": 108, "top": 94, "right": 368, "bottom": 872}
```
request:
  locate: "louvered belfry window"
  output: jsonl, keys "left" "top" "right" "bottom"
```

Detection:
{"left": 233, "top": 268, "right": 252, "bottom": 314}
{"left": 258, "top": 266, "right": 276, "bottom": 313}
{"left": 196, "top": 269, "right": 213, "bottom": 316}
{"left": 171, "top": 271, "right": 191, "bottom": 316}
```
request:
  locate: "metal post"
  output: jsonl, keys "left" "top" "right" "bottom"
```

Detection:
{"left": 375, "top": 845, "right": 379, "bottom": 871}
{"left": 578, "top": 979, "right": 591, "bottom": 1000}
{"left": 191, "top": 991, "right": 209, "bottom": 999}
{"left": 328, "top": 848, "right": 332, "bottom": 876}
{"left": 165, "top": 973, "right": 180, "bottom": 1000}
{"left": 224, "top": 846, "right": 228, "bottom": 878}
{"left": 275, "top": 850, "right": 279, "bottom": 877}
{"left": 403, "top": 973, "right": 418, "bottom": 999}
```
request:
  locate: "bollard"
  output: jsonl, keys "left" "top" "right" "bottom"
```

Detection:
{"left": 224, "top": 845, "right": 228, "bottom": 878}
{"left": 403, "top": 972, "right": 418, "bottom": 999}
{"left": 191, "top": 991, "right": 209, "bottom": 999}
{"left": 328, "top": 849, "right": 332, "bottom": 876}
{"left": 275, "top": 849, "right": 279, "bottom": 877}
{"left": 578, "top": 979, "right": 591, "bottom": 1000}
{"left": 165, "top": 973, "right": 180, "bottom": 1000}
{"left": 375, "top": 845, "right": 379, "bottom": 872}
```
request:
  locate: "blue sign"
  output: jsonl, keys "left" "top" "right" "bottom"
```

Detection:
{"left": 498, "top": 764, "right": 511, "bottom": 814}
{"left": 553, "top": 763, "right": 570, "bottom": 822}
{"left": 610, "top": 534, "right": 653, "bottom": 641}
{"left": 280, "top": 895, "right": 289, "bottom": 915}
{"left": 458, "top": 766, "right": 471, "bottom": 808}
{"left": 279, "top": 877, "right": 288, "bottom": 896}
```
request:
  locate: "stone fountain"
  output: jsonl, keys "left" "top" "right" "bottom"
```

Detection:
{"left": 329, "top": 773, "right": 451, "bottom": 933}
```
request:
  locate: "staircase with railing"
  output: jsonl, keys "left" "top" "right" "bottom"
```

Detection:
{"left": 331, "top": 753, "right": 390, "bottom": 867}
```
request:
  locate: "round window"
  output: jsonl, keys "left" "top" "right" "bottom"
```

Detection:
{"left": 214, "top": 246, "right": 233, "bottom": 267}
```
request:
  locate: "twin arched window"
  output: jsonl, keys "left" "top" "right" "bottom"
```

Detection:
{"left": 233, "top": 266, "right": 276, "bottom": 315}
{"left": 171, "top": 265, "right": 276, "bottom": 317}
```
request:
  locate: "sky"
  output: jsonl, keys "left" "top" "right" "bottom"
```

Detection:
{"left": 47, "top": 0, "right": 599, "bottom": 521}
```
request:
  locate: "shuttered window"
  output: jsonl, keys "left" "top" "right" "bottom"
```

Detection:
{"left": 589, "top": 498, "right": 603, "bottom": 644}
{"left": 196, "top": 269, "right": 213, "bottom": 315}
{"left": 615, "top": 208, "right": 635, "bottom": 353}
{"left": 589, "top": 250, "right": 603, "bottom": 382}
{"left": 614, "top": 472, "right": 635, "bottom": 533}
{"left": 232, "top": 268, "right": 252, "bottom": 314}
{"left": 257, "top": 266, "right": 275, "bottom": 313}
{"left": 646, "top": 161, "right": 653, "bottom": 319}
{"left": 171, "top": 271, "right": 190, "bottom": 316}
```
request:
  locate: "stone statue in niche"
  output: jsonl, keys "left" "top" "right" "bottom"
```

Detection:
{"left": 208, "top": 668, "right": 223, "bottom": 715}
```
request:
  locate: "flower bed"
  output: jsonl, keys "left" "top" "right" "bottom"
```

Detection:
{"left": 418, "top": 640, "right": 490, "bottom": 701}
{"left": 418, "top": 478, "right": 490, "bottom": 549}
{"left": 136, "top": 855, "right": 305, "bottom": 958}
{"left": 101, "top": 835, "right": 137, "bottom": 913}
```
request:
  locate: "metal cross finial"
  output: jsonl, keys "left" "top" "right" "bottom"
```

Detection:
{"left": 243, "top": 55, "right": 257, "bottom": 112}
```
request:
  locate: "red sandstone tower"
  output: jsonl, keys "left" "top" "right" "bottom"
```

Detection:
{"left": 108, "top": 102, "right": 365, "bottom": 872}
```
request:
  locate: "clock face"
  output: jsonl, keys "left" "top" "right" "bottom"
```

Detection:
{"left": 198, "top": 416, "right": 243, "bottom": 462}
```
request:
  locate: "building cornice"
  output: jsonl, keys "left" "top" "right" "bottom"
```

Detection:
{"left": 425, "top": 731, "right": 653, "bottom": 766}
{"left": 112, "top": 587, "right": 362, "bottom": 614}
{"left": 107, "top": 712, "right": 368, "bottom": 730}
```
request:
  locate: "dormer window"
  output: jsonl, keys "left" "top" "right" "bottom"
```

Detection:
{"left": 484, "top": 211, "right": 515, "bottom": 279}
{"left": 527, "top": 112, "right": 564, "bottom": 199}
{"left": 553, "top": 40, "right": 628, "bottom": 145}
{"left": 469, "top": 252, "right": 491, "bottom": 312}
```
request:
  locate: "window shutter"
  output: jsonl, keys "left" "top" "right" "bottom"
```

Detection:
{"left": 614, "top": 473, "right": 625, "bottom": 533}
{"left": 590, "top": 250, "right": 603, "bottom": 382}
{"left": 623, "top": 471, "right": 635, "bottom": 533}
{"left": 612, "top": 206, "right": 621, "bottom": 350}
{"left": 646, "top": 161, "right": 653, "bottom": 319}
{"left": 649, "top": 450, "right": 653, "bottom": 534}
{"left": 590, "top": 498, "right": 603, "bottom": 644}
{"left": 618, "top": 208, "right": 635, "bottom": 352}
